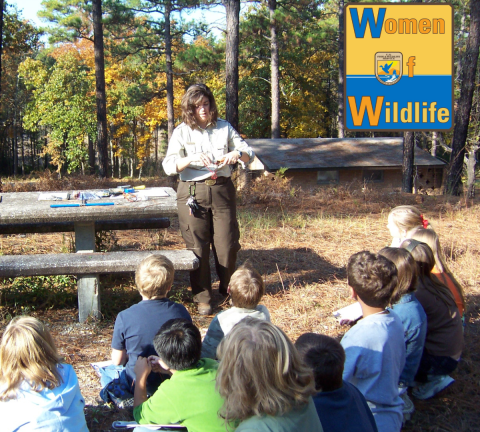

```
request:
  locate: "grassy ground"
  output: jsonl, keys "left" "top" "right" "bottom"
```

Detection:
{"left": 0, "top": 173, "right": 479, "bottom": 431}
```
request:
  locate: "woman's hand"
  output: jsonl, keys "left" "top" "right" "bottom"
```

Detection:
{"left": 218, "top": 151, "right": 241, "bottom": 167}
{"left": 177, "top": 153, "right": 212, "bottom": 172}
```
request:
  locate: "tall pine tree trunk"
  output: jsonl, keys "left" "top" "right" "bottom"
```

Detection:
{"left": 269, "top": 0, "right": 280, "bottom": 138}
{"left": 446, "top": 0, "right": 480, "bottom": 195}
{"left": 223, "top": 0, "right": 240, "bottom": 130}
{"left": 0, "top": 0, "right": 4, "bottom": 94}
{"left": 466, "top": 144, "right": 478, "bottom": 198}
{"left": 337, "top": 0, "right": 345, "bottom": 138}
{"left": 402, "top": 132, "right": 414, "bottom": 193}
{"left": 92, "top": 0, "right": 108, "bottom": 178}
{"left": 88, "top": 135, "right": 95, "bottom": 174}
{"left": 165, "top": 0, "right": 174, "bottom": 141}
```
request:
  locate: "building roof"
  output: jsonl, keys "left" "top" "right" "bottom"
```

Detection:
{"left": 245, "top": 137, "right": 445, "bottom": 171}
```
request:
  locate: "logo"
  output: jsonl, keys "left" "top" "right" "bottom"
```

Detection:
{"left": 344, "top": 4, "right": 453, "bottom": 131}
{"left": 375, "top": 52, "right": 402, "bottom": 85}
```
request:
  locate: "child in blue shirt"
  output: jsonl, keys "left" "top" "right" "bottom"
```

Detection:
{"left": 379, "top": 247, "right": 427, "bottom": 388}
{"left": 295, "top": 332, "right": 378, "bottom": 432}
{"left": 99, "top": 255, "right": 191, "bottom": 404}
{"left": 201, "top": 263, "right": 270, "bottom": 359}
{"left": 341, "top": 251, "right": 406, "bottom": 432}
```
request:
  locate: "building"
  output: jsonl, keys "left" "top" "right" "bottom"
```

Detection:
{"left": 246, "top": 137, "right": 445, "bottom": 190}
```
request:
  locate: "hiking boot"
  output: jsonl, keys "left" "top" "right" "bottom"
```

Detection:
{"left": 197, "top": 302, "right": 212, "bottom": 315}
{"left": 400, "top": 392, "right": 415, "bottom": 424}
{"left": 412, "top": 375, "right": 454, "bottom": 400}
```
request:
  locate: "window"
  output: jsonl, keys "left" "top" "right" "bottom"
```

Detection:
{"left": 317, "top": 170, "right": 339, "bottom": 185}
{"left": 363, "top": 170, "right": 384, "bottom": 183}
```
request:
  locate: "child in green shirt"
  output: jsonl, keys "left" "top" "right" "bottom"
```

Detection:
{"left": 133, "top": 319, "right": 225, "bottom": 432}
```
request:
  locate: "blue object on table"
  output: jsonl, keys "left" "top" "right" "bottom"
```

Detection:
{"left": 50, "top": 202, "right": 115, "bottom": 208}
{"left": 124, "top": 188, "right": 135, "bottom": 193}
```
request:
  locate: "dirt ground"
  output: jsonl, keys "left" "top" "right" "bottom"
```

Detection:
{"left": 0, "top": 176, "right": 479, "bottom": 431}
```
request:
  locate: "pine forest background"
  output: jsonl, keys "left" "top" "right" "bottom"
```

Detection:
{"left": 1, "top": 0, "right": 479, "bottom": 194}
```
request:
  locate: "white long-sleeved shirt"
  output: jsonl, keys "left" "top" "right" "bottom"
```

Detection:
{"left": 162, "top": 119, "right": 254, "bottom": 181}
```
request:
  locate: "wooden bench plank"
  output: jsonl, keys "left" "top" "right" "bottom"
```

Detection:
{"left": 0, "top": 218, "right": 170, "bottom": 235}
{"left": 0, "top": 250, "right": 199, "bottom": 278}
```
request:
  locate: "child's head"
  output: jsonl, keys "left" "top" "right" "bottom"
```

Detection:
{"left": 408, "top": 227, "right": 465, "bottom": 303}
{"left": 153, "top": 318, "right": 201, "bottom": 371}
{"left": 378, "top": 247, "right": 417, "bottom": 304}
{"left": 216, "top": 317, "right": 314, "bottom": 423}
{"left": 387, "top": 205, "right": 428, "bottom": 239}
{"left": 229, "top": 263, "right": 265, "bottom": 309}
{"left": 399, "top": 239, "right": 434, "bottom": 277}
{"left": 295, "top": 333, "right": 345, "bottom": 392}
{"left": 400, "top": 239, "right": 457, "bottom": 308}
{"left": 135, "top": 255, "right": 174, "bottom": 299}
{"left": 0, "top": 316, "right": 63, "bottom": 401}
{"left": 347, "top": 251, "right": 398, "bottom": 308}
{"left": 408, "top": 228, "right": 444, "bottom": 271}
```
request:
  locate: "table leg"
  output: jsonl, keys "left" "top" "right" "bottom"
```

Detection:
{"left": 75, "top": 222, "right": 101, "bottom": 322}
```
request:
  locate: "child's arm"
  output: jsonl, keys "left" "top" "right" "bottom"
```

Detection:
{"left": 201, "top": 316, "right": 224, "bottom": 359}
{"left": 111, "top": 348, "right": 128, "bottom": 366}
{"left": 134, "top": 356, "right": 151, "bottom": 408}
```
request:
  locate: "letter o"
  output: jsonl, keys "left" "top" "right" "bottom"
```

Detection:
{"left": 385, "top": 19, "right": 397, "bottom": 34}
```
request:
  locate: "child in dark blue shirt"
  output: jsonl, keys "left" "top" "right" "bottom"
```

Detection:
{"left": 295, "top": 333, "right": 378, "bottom": 432}
{"left": 99, "top": 255, "right": 191, "bottom": 404}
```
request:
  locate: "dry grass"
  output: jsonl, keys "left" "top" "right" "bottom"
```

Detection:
{"left": 0, "top": 174, "right": 479, "bottom": 431}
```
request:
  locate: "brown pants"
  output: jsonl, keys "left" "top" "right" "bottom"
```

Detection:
{"left": 177, "top": 178, "right": 240, "bottom": 304}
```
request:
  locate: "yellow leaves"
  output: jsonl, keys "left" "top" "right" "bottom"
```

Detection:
{"left": 144, "top": 76, "right": 185, "bottom": 129}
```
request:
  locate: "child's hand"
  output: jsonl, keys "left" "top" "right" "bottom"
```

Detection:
{"left": 148, "top": 355, "right": 171, "bottom": 375}
{"left": 134, "top": 356, "right": 151, "bottom": 382}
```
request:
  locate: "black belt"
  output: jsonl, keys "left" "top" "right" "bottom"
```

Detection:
{"left": 184, "top": 177, "right": 229, "bottom": 186}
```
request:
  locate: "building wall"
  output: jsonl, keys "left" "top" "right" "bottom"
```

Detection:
{"left": 283, "top": 167, "right": 443, "bottom": 190}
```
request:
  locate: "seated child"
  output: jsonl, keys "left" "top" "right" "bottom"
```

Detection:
{"left": 216, "top": 317, "right": 322, "bottom": 432}
{"left": 341, "top": 251, "right": 406, "bottom": 432}
{"left": 295, "top": 333, "right": 378, "bottom": 432}
{"left": 133, "top": 318, "right": 225, "bottom": 432}
{"left": 408, "top": 228, "right": 465, "bottom": 319}
{"left": 100, "top": 255, "right": 191, "bottom": 402}
{"left": 0, "top": 316, "right": 88, "bottom": 431}
{"left": 379, "top": 247, "right": 427, "bottom": 389}
{"left": 201, "top": 263, "right": 270, "bottom": 359}
{"left": 400, "top": 239, "right": 463, "bottom": 400}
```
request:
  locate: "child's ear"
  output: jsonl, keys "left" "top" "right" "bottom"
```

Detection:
{"left": 350, "top": 286, "right": 357, "bottom": 300}
{"left": 227, "top": 285, "right": 231, "bottom": 294}
{"left": 166, "top": 284, "right": 172, "bottom": 293}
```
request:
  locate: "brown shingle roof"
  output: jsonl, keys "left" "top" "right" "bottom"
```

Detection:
{"left": 246, "top": 138, "right": 445, "bottom": 171}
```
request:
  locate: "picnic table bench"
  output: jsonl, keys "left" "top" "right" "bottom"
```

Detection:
{"left": 0, "top": 188, "right": 198, "bottom": 322}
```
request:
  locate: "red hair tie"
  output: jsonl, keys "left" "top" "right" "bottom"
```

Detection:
{"left": 420, "top": 214, "right": 428, "bottom": 228}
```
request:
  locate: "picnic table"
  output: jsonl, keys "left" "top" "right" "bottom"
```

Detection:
{"left": 0, "top": 188, "right": 199, "bottom": 322}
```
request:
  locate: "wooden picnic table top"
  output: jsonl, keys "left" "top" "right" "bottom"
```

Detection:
{"left": 0, "top": 188, "right": 178, "bottom": 225}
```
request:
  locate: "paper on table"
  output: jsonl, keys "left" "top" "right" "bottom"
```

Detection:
{"left": 332, "top": 302, "right": 363, "bottom": 322}
{"left": 136, "top": 188, "right": 170, "bottom": 198}
{"left": 38, "top": 192, "right": 70, "bottom": 201}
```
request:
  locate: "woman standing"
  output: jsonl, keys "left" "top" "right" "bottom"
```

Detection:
{"left": 162, "top": 84, "right": 254, "bottom": 315}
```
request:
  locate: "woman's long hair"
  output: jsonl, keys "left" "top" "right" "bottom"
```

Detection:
{"left": 400, "top": 239, "right": 457, "bottom": 309}
{"left": 216, "top": 317, "right": 315, "bottom": 424}
{"left": 0, "top": 316, "right": 63, "bottom": 401}
{"left": 181, "top": 84, "right": 218, "bottom": 129}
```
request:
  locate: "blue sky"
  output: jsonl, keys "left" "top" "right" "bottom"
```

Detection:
{"left": 11, "top": 0, "right": 231, "bottom": 39}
